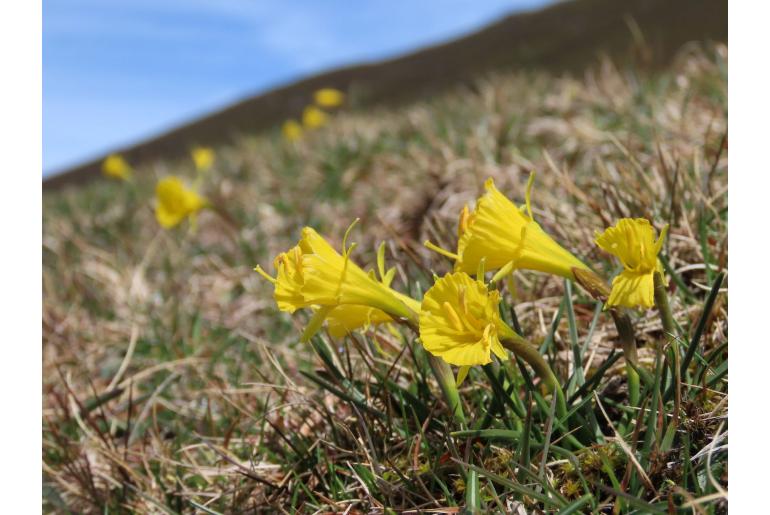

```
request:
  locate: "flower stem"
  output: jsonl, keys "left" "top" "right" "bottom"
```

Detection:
{"left": 428, "top": 355, "right": 466, "bottom": 424}
{"left": 400, "top": 309, "right": 467, "bottom": 424}
{"left": 500, "top": 335, "right": 567, "bottom": 421}
{"left": 654, "top": 271, "right": 680, "bottom": 425}
{"left": 573, "top": 268, "right": 650, "bottom": 403}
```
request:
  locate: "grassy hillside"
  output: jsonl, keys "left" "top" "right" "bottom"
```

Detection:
{"left": 43, "top": 41, "right": 727, "bottom": 512}
{"left": 43, "top": 0, "right": 726, "bottom": 190}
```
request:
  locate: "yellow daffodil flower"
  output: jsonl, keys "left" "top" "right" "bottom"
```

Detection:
{"left": 191, "top": 146, "right": 215, "bottom": 172}
{"left": 101, "top": 154, "right": 132, "bottom": 181}
{"left": 255, "top": 224, "right": 417, "bottom": 340}
{"left": 154, "top": 177, "right": 208, "bottom": 229}
{"left": 302, "top": 106, "right": 328, "bottom": 129}
{"left": 419, "top": 272, "right": 515, "bottom": 378}
{"left": 595, "top": 218, "right": 669, "bottom": 309}
{"left": 313, "top": 88, "right": 345, "bottom": 108}
{"left": 282, "top": 119, "right": 303, "bottom": 142}
{"left": 426, "top": 174, "right": 589, "bottom": 282}
{"left": 324, "top": 305, "right": 394, "bottom": 338}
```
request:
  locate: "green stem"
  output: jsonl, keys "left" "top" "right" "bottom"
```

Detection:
{"left": 500, "top": 335, "right": 567, "bottom": 421}
{"left": 654, "top": 271, "right": 680, "bottom": 425}
{"left": 573, "top": 268, "right": 650, "bottom": 403}
{"left": 654, "top": 272, "right": 677, "bottom": 343}
{"left": 428, "top": 355, "right": 466, "bottom": 424}
{"left": 400, "top": 309, "right": 467, "bottom": 425}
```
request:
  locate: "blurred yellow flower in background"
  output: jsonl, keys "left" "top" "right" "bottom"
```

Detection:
{"left": 313, "top": 88, "right": 345, "bottom": 108}
{"left": 595, "top": 218, "right": 668, "bottom": 309}
{"left": 419, "top": 272, "right": 513, "bottom": 371}
{"left": 282, "top": 119, "right": 303, "bottom": 142}
{"left": 427, "top": 174, "right": 588, "bottom": 282}
{"left": 302, "top": 106, "right": 328, "bottom": 129}
{"left": 101, "top": 154, "right": 132, "bottom": 181}
{"left": 191, "top": 146, "right": 215, "bottom": 172}
{"left": 155, "top": 177, "right": 208, "bottom": 229}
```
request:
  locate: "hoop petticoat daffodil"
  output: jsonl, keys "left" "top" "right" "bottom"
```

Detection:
{"left": 155, "top": 176, "right": 208, "bottom": 229}
{"left": 419, "top": 271, "right": 566, "bottom": 402}
{"left": 282, "top": 119, "right": 303, "bottom": 142}
{"left": 102, "top": 154, "right": 132, "bottom": 181}
{"left": 255, "top": 224, "right": 418, "bottom": 340}
{"left": 191, "top": 146, "right": 215, "bottom": 172}
{"left": 419, "top": 272, "right": 518, "bottom": 384}
{"left": 313, "top": 88, "right": 345, "bottom": 108}
{"left": 426, "top": 174, "right": 589, "bottom": 282}
{"left": 595, "top": 218, "right": 669, "bottom": 309}
{"left": 302, "top": 106, "right": 328, "bottom": 129}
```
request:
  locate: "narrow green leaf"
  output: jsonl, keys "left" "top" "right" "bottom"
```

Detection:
{"left": 681, "top": 272, "right": 724, "bottom": 377}
{"left": 558, "top": 494, "right": 593, "bottom": 514}
{"left": 455, "top": 461, "right": 566, "bottom": 509}
{"left": 465, "top": 469, "right": 480, "bottom": 513}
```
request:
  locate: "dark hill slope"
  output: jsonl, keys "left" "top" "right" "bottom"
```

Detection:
{"left": 43, "top": 0, "right": 726, "bottom": 190}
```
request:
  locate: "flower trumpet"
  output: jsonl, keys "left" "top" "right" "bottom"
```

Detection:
{"left": 594, "top": 218, "right": 668, "bottom": 309}
{"left": 426, "top": 174, "right": 589, "bottom": 282}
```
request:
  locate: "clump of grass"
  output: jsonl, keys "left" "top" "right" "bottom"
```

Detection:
{"left": 43, "top": 41, "right": 727, "bottom": 512}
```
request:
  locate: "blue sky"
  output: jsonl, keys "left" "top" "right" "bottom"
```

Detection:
{"left": 44, "top": 0, "right": 553, "bottom": 175}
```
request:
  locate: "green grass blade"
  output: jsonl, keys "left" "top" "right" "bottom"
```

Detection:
{"left": 681, "top": 272, "right": 724, "bottom": 378}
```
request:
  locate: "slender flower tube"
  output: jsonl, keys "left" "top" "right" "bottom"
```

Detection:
{"left": 595, "top": 218, "right": 669, "bottom": 309}
{"left": 313, "top": 88, "right": 345, "bottom": 108}
{"left": 155, "top": 177, "right": 208, "bottom": 229}
{"left": 102, "top": 154, "right": 132, "bottom": 181}
{"left": 426, "top": 174, "right": 589, "bottom": 282}
{"left": 302, "top": 106, "right": 328, "bottom": 129}
{"left": 191, "top": 147, "right": 215, "bottom": 172}
{"left": 282, "top": 119, "right": 303, "bottom": 142}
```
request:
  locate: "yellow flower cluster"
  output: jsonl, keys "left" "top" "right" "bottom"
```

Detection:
{"left": 281, "top": 88, "right": 346, "bottom": 142}
{"left": 256, "top": 174, "right": 668, "bottom": 383}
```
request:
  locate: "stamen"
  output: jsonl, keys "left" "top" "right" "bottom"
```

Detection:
{"left": 458, "top": 287, "right": 468, "bottom": 315}
{"left": 442, "top": 302, "right": 464, "bottom": 332}
{"left": 424, "top": 240, "right": 459, "bottom": 260}
{"left": 254, "top": 265, "right": 277, "bottom": 284}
